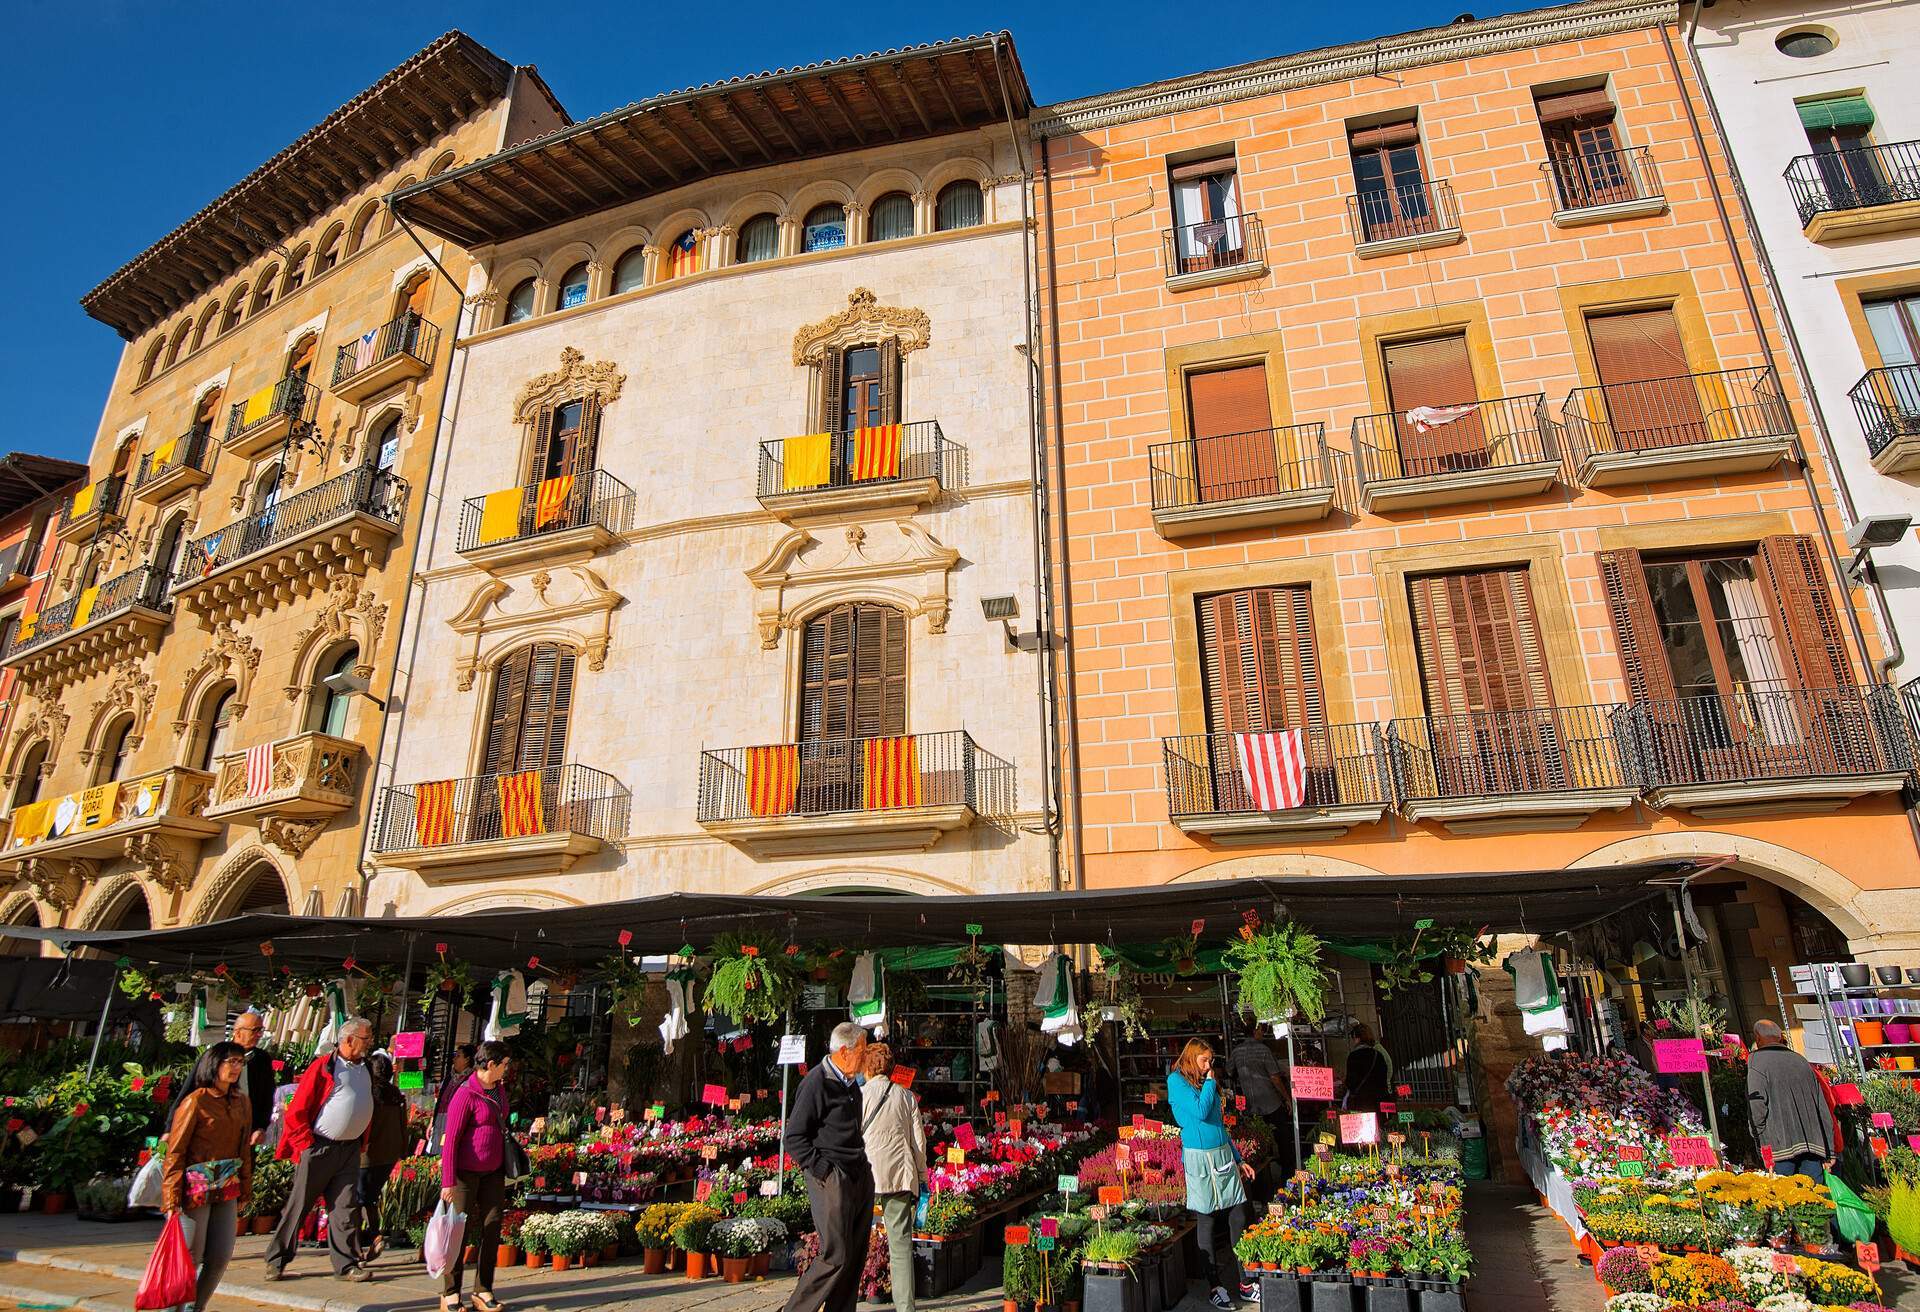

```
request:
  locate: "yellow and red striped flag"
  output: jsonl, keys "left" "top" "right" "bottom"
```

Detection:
{"left": 861, "top": 735, "right": 922, "bottom": 810}
{"left": 497, "top": 769, "right": 546, "bottom": 838}
{"left": 414, "top": 779, "right": 457, "bottom": 846}
{"left": 850, "top": 424, "right": 902, "bottom": 482}
{"left": 746, "top": 745, "right": 799, "bottom": 817}
{"left": 533, "top": 475, "right": 575, "bottom": 530}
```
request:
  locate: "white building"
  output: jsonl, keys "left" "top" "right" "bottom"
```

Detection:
{"left": 364, "top": 38, "right": 1059, "bottom": 917}
{"left": 1690, "top": 0, "right": 1920, "bottom": 678}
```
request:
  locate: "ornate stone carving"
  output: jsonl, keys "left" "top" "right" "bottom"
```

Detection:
{"left": 448, "top": 566, "right": 623, "bottom": 692}
{"left": 22, "top": 857, "right": 92, "bottom": 912}
{"left": 284, "top": 573, "right": 389, "bottom": 701}
{"left": 793, "top": 288, "right": 933, "bottom": 367}
{"left": 89, "top": 663, "right": 158, "bottom": 754}
{"left": 745, "top": 520, "right": 960, "bottom": 650}
{"left": 261, "top": 817, "right": 327, "bottom": 856}
{"left": 513, "top": 348, "right": 626, "bottom": 425}
{"left": 125, "top": 832, "right": 193, "bottom": 897}
{"left": 7, "top": 699, "right": 69, "bottom": 777}
{"left": 174, "top": 621, "right": 261, "bottom": 736}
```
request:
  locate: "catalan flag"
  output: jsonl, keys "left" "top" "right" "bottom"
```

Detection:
{"left": 746, "top": 744, "right": 799, "bottom": 817}
{"left": 240, "top": 381, "right": 276, "bottom": 428}
{"left": 851, "top": 424, "right": 903, "bottom": 482}
{"left": 70, "top": 482, "right": 97, "bottom": 519}
{"left": 533, "top": 475, "right": 575, "bottom": 530}
{"left": 497, "top": 769, "right": 545, "bottom": 839}
{"left": 73, "top": 586, "right": 101, "bottom": 629}
{"left": 782, "top": 434, "right": 832, "bottom": 492}
{"left": 415, "top": 778, "right": 457, "bottom": 846}
{"left": 664, "top": 230, "right": 699, "bottom": 280}
{"left": 861, "top": 736, "right": 922, "bottom": 810}
{"left": 477, "top": 487, "right": 523, "bottom": 545}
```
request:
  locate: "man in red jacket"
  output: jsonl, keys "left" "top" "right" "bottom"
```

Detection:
{"left": 265, "top": 1018, "right": 376, "bottom": 1282}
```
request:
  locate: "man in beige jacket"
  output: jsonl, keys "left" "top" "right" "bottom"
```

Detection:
{"left": 861, "top": 1044, "right": 927, "bottom": 1312}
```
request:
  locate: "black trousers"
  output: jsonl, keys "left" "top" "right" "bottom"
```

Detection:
{"left": 442, "top": 1169, "right": 507, "bottom": 1296}
{"left": 783, "top": 1163, "right": 876, "bottom": 1312}
{"left": 266, "top": 1137, "right": 364, "bottom": 1275}
{"left": 1194, "top": 1201, "right": 1249, "bottom": 1291}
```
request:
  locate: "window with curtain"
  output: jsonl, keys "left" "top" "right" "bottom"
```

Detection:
{"left": 737, "top": 214, "right": 779, "bottom": 263}
{"left": 505, "top": 279, "right": 537, "bottom": 324}
{"left": 934, "top": 181, "right": 984, "bottom": 231}
{"left": 195, "top": 686, "right": 238, "bottom": 772}
{"left": 251, "top": 270, "right": 279, "bottom": 316}
{"left": 612, "top": 247, "right": 647, "bottom": 294}
{"left": 1864, "top": 294, "right": 1920, "bottom": 418}
{"left": 871, "top": 192, "right": 915, "bottom": 241}
{"left": 803, "top": 203, "right": 847, "bottom": 253}
{"left": 1168, "top": 154, "right": 1243, "bottom": 272}
{"left": 1196, "top": 585, "right": 1327, "bottom": 810}
{"left": 557, "top": 262, "right": 590, "bottom": 311}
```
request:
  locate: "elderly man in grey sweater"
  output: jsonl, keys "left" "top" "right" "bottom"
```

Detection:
{"left": 1746, "top": 1019, "right": 1835, "bottom": 1180}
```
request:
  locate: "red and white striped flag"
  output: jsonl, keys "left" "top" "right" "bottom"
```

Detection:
{"left": 1233, "top": 730, "right": 1307, "bottom": 811}
{"left": 244, "top": 744, "right": 274, "bottom": 798}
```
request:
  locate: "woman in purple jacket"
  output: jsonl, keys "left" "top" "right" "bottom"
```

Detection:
{"left": 438, "top": 1039, "right": 513, "bottom": 1312}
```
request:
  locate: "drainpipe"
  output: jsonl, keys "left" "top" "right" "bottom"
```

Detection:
{"left": 987, "top": 35, "right": 1066, "bottom": 896}
{"left": 357, "top": 201, "right": 475, "bottom": 909}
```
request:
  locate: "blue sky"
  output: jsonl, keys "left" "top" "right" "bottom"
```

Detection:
{"left": 3, "top": 0, "right": 1528, "bottom": 467}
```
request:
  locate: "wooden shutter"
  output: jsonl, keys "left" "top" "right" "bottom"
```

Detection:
{"left": 516, "top": 644, "right": 576, "bottom": 769}
{"left": 483, "top": 648, "right": 533, "bottom": 775}
{"left": 1350, "top": 119, "right": 1420, "bottom": 150}
{"left": 1199, "top": 588, "right": 1325, "bottom": 734}
{"left": 1187, "top": 366, "right": 1273, "bottom": 439}
{"left": 820, "top": 351, "right": 846, "bottom": 434}
{"left": 1535, "top": 88, "right": 1616, "bottom": 123}
{"left": 1587, "top": 309, "right": 1704, "bottom": 450}
{"left": 405, "top": 276, "right": 432, "bottom": 316}
{"left": 1408, "top": 569, "right": 1553, "bottom": 719}
{"left": 851, "top": 604, "right": 908, "bottom": 739}
{"left": 1756, "top": 535, "right": 1855, "bottom": 689}
{"left": 526, "top": 406, "right": 557, "bottom": 486}
{"left": 1596, "top": 548, "right": 1681, "bottom": 704}
{"left": 802, "top": 604, "right": 856, "bottom": 741}
{"left": 879, "top": 338, "right": 901, "bottom": 424}
{"left": 573, "top": 396, "right": 601, "bottom": 476}
{"left": 1588, "top": 309, "right": 1689, "bottom": 385}
{"left": 1383, "top": 335, "right": 1477, "bottom": 410}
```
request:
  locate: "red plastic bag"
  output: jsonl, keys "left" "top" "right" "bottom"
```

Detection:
{"left": 135, "top": 1211, "right": 195, "bottom": 1310}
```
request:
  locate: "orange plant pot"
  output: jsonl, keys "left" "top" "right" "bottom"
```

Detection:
{"left": 686, "top": 1251, "right": 709, "bottom": 1280}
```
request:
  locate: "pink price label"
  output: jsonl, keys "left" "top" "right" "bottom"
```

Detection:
{"left": 1292, "top": 1066, "right": 1335, "bottom": 1101}
{"left": 1871, "top": 1112, "right": 1895, "bottom": 1129}
{"left": 1667, "top": 1135, "right": 1717, "bottom": 1168}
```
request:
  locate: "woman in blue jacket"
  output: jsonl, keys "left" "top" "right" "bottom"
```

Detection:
{"left": 1168, "top": 1039, "right": 1257, "bottom": 1309}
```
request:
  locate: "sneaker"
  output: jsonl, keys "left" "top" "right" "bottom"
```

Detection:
{"left": 1241, "top": 1282, "right": 1262, "bottom": 1303}
{"left": 1211, "top": 1287, "right": 1236, "bottom": 1310}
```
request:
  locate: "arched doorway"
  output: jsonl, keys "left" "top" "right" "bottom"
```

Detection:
{"left": 229, "top": 862, "right": 290, "bottom": 917}
{"left": 1, "top": 899, "right": 41, "bottom": 957}
{"left": 95, "top": 883, "right": 150, "bottom": 934}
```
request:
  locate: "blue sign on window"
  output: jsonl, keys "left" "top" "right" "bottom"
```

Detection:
{"left": 560, "top": 283, "right": 588, "bottom": 310}
{"left": 804, "top": 223, "right": 846, "bottom": 254}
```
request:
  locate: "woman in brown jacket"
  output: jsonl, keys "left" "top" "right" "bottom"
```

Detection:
{"left": 163, "top": 1041, "right": 254, "bottom": 1312}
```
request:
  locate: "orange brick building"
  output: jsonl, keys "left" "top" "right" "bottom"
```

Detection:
{"left": 1033, "top": 0, "right": 1920, "bottom": 1047}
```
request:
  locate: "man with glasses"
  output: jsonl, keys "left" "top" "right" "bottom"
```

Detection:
{"left": 266, "top": 1017, "right": 377, "bottom": 1283}
{"left": 231, "top": 1009, "right": 279, "bottom": 1145}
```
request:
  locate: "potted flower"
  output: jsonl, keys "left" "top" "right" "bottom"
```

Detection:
{"left": 593, "top": 1213, "right": 622, "bottom": 1263}
{"left": 672, "top": 1204, "right": 721, "bottom": 1279}
{"left": 519, "top": 1213, "right": 551, "bottom": 1268}
{"left": 548, "top": 1213, "right": 589, "bottom": 1271}
{"left": 246, "top": 1152, "right": 292, "bottom": 1234}
{"left": 636, "top": 1202, "right": 676, "bottom": 1273}
{"left": 499, "top": 1209, "right": 526, "bottom": 1267}
{"left": 713, "top": 1217, "right": 768, "bottom": 1283}
{"left": 1222, "top": 919, "right": 1327, "bottom": 1026}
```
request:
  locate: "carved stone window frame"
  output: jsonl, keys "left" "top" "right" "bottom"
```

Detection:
{"left": 792, "top": 288, "right": 932, "bottom": 430}
{"left": 745, "top": 521, "right": 958, "bottom": 651}
{"left": 512, "top": 348, "right": 625, "bottom": 481}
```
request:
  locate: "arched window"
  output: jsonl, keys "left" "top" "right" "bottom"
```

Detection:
{"left": 222, "top": 285, "right": 248, "bottom": 334}
{"left": 427, "top": 152, "right": 456, "bottom": 177}
{"left": 10, "top": 742, "right": 48, "bottom": 810}
{"left": 192, "top": 303, "right": 220, "bottom": 352}
{"left": 504, "top": 278, "right": 537, "bottom": 325}
{"left": 231, "top": 863, "right": 290, "bottom": 915}
{"left": 368, "top": 413, "right": 401, "bottom": 473}
{"left": 165, "top": 320, "right": 193, "bottom": 368}
{"left": 97, "top": 885, "right": 150, "bottom": 933}
{"left": 528, "top": 397, "right": 600, "bottom": 486}
{"left": 154, "top": 511, "right": 190, "bottom": 584}
{"left": 111, "top": 437, "right": 137, "bottom": 483}
{"left": 483, "top": 644, "right": 577, "bottom": 777}
{"left": 396, "top": 270, "right": 431, "bottom": 321}
{"left": 347, "top": 201, "right": 379, "bottom": 255}
{"left": 661, "top": 230, "right": 699, "bottom": 280}
{"left": 1, "top": 900, "right": 38, "bottom": 956}
{"left": 737, "top": 214, "right": 779, "bottom": 264}
{"left": 286, "top": 333, "right": 318, "bottom": 383}
{"left": 309, "top": 643, "right": 361, "bottom": 737}
{"left": 871, "top": 192, "right": 915, "bottom": 242}
{"left": 251, "top": 466, "right": 282, "bottom": 515}
{"left": 190, "top": 387, "right": 223, "bottom": 438}
{"left": 799, "top": 602, "right": 906, "bottom": 744}
{"left": 611, "top": 247, "right": 648, "bottom": 295}
{"left": 315, "top": 223, "right": 344, "bottom": 275}
{"left": 137, "top": 338, "right": 164, "bottom": 385}
{"left": 250, "top": 268, "right": 279, "bottom": 316}
{"left": 556, "top": 261, "right": 590, "bottom": 311}
{"left": 803, "top": 203, "right": 847, "bottom": 253}
{"left": 935, "top": 180, "right": 984, "bottom": 231}
{"left": 93, "top": 715, "right": 135, "bottom": 785}
{"left": 382, "top": 180, "right": 415, "bottom": 236}
{"left": 193, "top": 684, "right": 238, "bottom": 772}
{"left": 282, "top": 246, "right": 311, "bottom": 294}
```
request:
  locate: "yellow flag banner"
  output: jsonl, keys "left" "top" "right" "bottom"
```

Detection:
{"left": 130, "top": 777, "right": 166, "bottom": 820}
{"left": 70, "top": 482, "right": 97, "bottom": 519}
{"left": 782, "top": 433, "right": 832, "bottom": 491}
{"left": 8, "top": 799, "right": 52, "bottom": 848}
{"left": 240, "top": 382, "right": 276, "bottom": 428}
{"left": 78, "top": 782, "right": 120, "bottom": 833}
{"left": 17, "top": 613, "right": 36, "bottom": 642}
{"left": 73, "top": 586, "right": 101, "bottom": 629}
{"left": 150, "top": 436, "right": 179, "bottom": 469}
{"left": 477, "top": 488, "right": 523, "bottom": 545}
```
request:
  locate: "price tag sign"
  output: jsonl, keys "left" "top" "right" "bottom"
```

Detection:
{"left": 1870, "top": 1136, "right": 1890, "bottom": 1158}
{"left": 701, "top": 1083, "right": 728, "bottom": 1106}
{"left": 1005, "top": 1226, "right": 1031, "bottom": 1247}
{"left": 1040, "top": 1218, "right": 1059, "bottom": 1239}
{"left": 1144, "top": 1091, "right": 1159, "bottom": 1109}
{"left": 1234, "top": 1095, "right": 1246, "bottom": 1111}
{"left": 1871, "top": 1111, "right": 1896, "bottom": 1129}
{"left": 1667, "top": 1136, "right": 1717, "bottom": 1168}
{"left": 965, "top": 923, "right": 984, "bottom": 937}
{"left": 1761, "top": 1145, "right": 1775, "bottom": 1170}
{"left": 1395, "top": 1084, "right": 1412, "bottom": 1098}
{"left": 397, "top": 1070, "right": 424, "bottom": 1091}
{"left": 1339, "top": 1112, "right": 1380, "bottom": 1146}
{"left": 1652, "top": 1039, "right": 1708, "bottom": 1074}
{"left": 956, "top": 1123, "right": 978, "bottom": 1151}
{"left": 1098, "top": 1185, "right": 1125, "bottom": 1206}
{"left": 1398, "top": 1111, "right": 1414, "bottom": 1124}
{"left": 1908, "top": 1134, "right": 1920, "bottom": 1153}
{"left": 1617, "top": 1146, "right": 1645, "bottom": 1162}
{"left": 1387, "top": 1132, "right": 1406, "bottom": 1146}
{"left": 1769, "top": 1252, "right": 1797, "bottom": 1274}
{"left": 947, "top": 1146, "right": 966, "bottom": 1165}
{"left": 647, "top": 1104, "right": 665, "bottom": 1121}
{"left": 391, "top": 1031, "right": 427, "bottom": 1059}
{"left": 1115, "top": 1143, "right": 1132, "bottom": 1169}
{"left": 1292, "top": 1066, "right": 1335, "bottom": 1101}
{"left": 778, "top": 1034, "right": 807, "bottom": 1065}
{"left": 1856, "top": 1242, "right": 1881, "bottom": 1273}
{"left": 702, "top": 1144, "right": 720, "bottom": 1162}
{"left": 891, "top": 1066, "right": 916, "bottom": 1089}
{"left": 1618, "top": 1160, "right": 1646, "bottom": 1178}
{"left": 1058, "top": 1175, "right": 1079, "bottom": 1194}
{"left": 1118, "top": 1126, "right": 1135, "bottom": 1141}
{"left": 1830, "top": 1082, "right": 1865, "bottom": 1106}
{"left": 1035, "top": 1236, "right": 1057, "bottom": 1252}
{"left": 1009, "top": 1119, "right": 1024, "bottom": 1138}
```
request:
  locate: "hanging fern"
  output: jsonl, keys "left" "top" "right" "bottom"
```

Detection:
{"left": 599, "top": 952, "right": 654, "bottom": 1029}
{"left": 1222, "top": 920, "right": 1327, "bottom": 1024}
{"left": 705, "top": 932, "right": 802, "bottom": 1026}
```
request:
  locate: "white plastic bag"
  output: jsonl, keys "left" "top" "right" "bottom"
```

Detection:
{"left": 127, "top": 1151, "right": 164, "bottom": 1209}
{"left": 423, "top": 1199, "right": 467, "bottom": 1279}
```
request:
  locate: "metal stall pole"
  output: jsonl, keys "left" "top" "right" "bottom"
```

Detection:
{"left": 778, "top": 1006, "right": 794, "bottom": 1198}
{"left": 84, "top": 972, "right": 115, "bottom": 1078}
{"left": 1668, "top": 888, "right": 1724, "bottom": 1152}
{"left": 1286, "top": 1025, "right": 1302, "bottom": 1177}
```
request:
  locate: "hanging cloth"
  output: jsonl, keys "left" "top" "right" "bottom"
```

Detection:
{"left": 311, "top": 978, "right": 356, "bottom": 1055}
{"left": 1503, "top": 948, "right": 1561, "bottom": 1013}
{"left": 659, "top": 965, "right": 696, "bottom": 1053}
{"left": 190, "top": 987, "right": 228, "bottom": 1047}
{"left": 484, "top": 971, "right": 528, "bottom": 1041}
{"left": 976, "top": 1016, "right": 1001, "bottom": 1073}
{"left": 1033, "top": 951, "right": 1083, "bottom": 1047}
{"left": 849, "top": 951, "right": 889, "bottom": 1039}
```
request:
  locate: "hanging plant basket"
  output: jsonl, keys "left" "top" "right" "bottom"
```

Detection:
{"left": 704, "top": 933, "right": 802, "bottom": 1026}
{"left": 1222, "top": 917, "right": 1327, "bottom": 1024}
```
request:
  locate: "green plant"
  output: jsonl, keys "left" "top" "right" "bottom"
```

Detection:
{"left": 1377, "top": 939, "right": 1435, "bottom": 1000}
{"left": 76, "top": 1174, "right": 131, "bottom": 1218}
{"left": 26, "top": 1063, "right": 182, "bottom": 1194}
{"left": 244, "top": 1150, "right": 293, "bottom": 1218}
{"left": 920, "top": 1193, "right": 976, "bottom": 1237}
{"left": 378, "top": 1156, "right": 440, "bottom": 1232}
{"left": 1099, "top": 965, "right": 1151, "bottom": 1042}
{"left": 703, "top": 934, "right": 802, "bottom": 1026}
{"left": 1222, "top": 920, "right": 1327, "bottom": 1023}
{"left": 519, "top": 1213, "right": 552, "bottom": 1255}
{"left": 1655, "top": 984, "right": 1726, "bottom": 1044}
{"left": 740, "top": 1190, "right": 813, "bottom": 1231}
{"left": 1082, "top": 1229, "right": 1144, "bottom": 1265}
{"left": 635, "top": 1202, "right": 678, "bottom": 1249}
{"left": 670, "top": 1203, "right": 721, "bottom": 1254}
{"left": 1005, "top": 1241, "right": 1046, "bottom": 1303}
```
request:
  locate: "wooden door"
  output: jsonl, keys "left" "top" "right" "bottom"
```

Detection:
{"left": 1187, "top": 365, "right": 1276, "bottom": 503}
{"left": 1537, "top": 89, "right": 1628, "bottom": 207}
{"left": 1587, "top": 308, "right": 1706, "bottom": 451}
{"left": 798, "top": 603, "right": 908, "bottom": 812}
{"left": 1383, "top": 334, "right": 1486, "bottom": 475}
{"left": 1199, "top": 587, "right": 1330, "bottom": 809}
{"left": 478, "top": 643, "right": 576, "bottom": 838}
{"left": 522, "top": 399, "right": 598, "bottom": 534}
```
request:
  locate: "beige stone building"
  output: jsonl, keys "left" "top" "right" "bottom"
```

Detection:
{"left": 0, "top": 34, "right": 566, "bottom": 935}
{"left": 368, "top": 36, "right": 1059, "bottom": 915}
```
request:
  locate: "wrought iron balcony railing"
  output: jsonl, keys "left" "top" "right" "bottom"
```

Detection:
{"left": 1560, "top": 366, "right": 1793, "bottom": 461}
{"left": 331, "top": 312, "right": 440, "bottom": 390}
{"left": 135, "top": 431, "right": 217, "bottom": 490}
{"left": 1621, "top": 684, "right": 1913, "bottom": 788}
{"left": 757, "top": 420, "right": 955, "bottom": 500}
{"left": 1542, "top": 146, "right": 1662, "bottom": 213}
{"left": 697, "top": 730, "right": 1013, "bottom": 826}
{"left": 4, "top": 563, "right": 170, "bottom": 659}
{"left": 59, "top": 475, "right": 124, "bottom": 531}
{"left": 1785, "top": 140, "right": 1920, "bottom": 225}
{"left": 1347, "top": 179, "right": 1461, "bottom": 246}
{"left": 457, "top": 468, "right": 635, "bottom": 555}
{"left": 1163, "top": 213, "right": 1266, "bottom": 278}
{"left": 1390, "top": 704, "right": 1632, "bottom": 802}
{"left": 1849, "top": 365, "right": 1920, "bottom": 458}
{"left": 373, "top": 764, "right": 632, "bottom": 854}
{"left": 1352, "top": 393, "right": 1556, "bottom": 485}
{"left": 1148, "top": 423, "right": 1345, "bottom": 513}
{"left": 178, "top": 464, "right": 405, "bottom": 584}
{"left": 1162, "top": 724, "right": 1390, "bottom": 817}
{"left": 226, "top": 374, "right": 318, "bottom": 447}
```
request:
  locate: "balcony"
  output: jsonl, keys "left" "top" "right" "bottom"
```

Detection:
{"left": 1630, "top": 685, "right": 1912, "bottom": 818}
{"left": 172, "top": 465, "right": 406, "bottom": 622}
{"left": 0, "top": 766, "right": 218, "bottom": 880}
{"left": 203, "top": 732, "right": 364, "bottom": 854}
{"left": 0, "top": 564, "right": 171, "bottom": 682}
{"left": 1560, "top": 366, "right": 1796, "bottom": 486}
{"left": 1542, "top": 146, "right": 1667, "bottom": 226}
{"left": 1348, "top": 180, "right": 1463, "bottom": 257}
{"left": 457, "top": 468, "right": 634, "bottom": 572}
{"left": 1352, "top": 394, "right": 1559, "bottom": 511}
{"left": 1162, "top": 214, "right": 1268, "bottom": 292}
{"left": 1785, "top": 140, "right": 1920, "bottom": 241}
{"left": 1148, "top": 424, "right": 1344, "bottom": 537}
{"left": 1850, "top": 365, "right": 1920, "bottom": 474}
{"left": 697, "top": 730, "right": 1013, "bottom": 856}
{"left": 756, "top": 420, "right": 956, "bottom": 521}
{"left": 1162, "top": 724, "right": 1391, "bottom": 841}
{"left": 373, "top": 764, "right": 631, "bottom": 880}
{"left": 331, "top": 312, "right": 440, "bottom": 405}
{"left": 225, "top": 375, "right": 319, "bottom": 460}
{"left": 1391, "top": 705, "right": 1639, "bottom": 834}
{"left": 133, "top": 431, "right": 216, "bottom": 505}
{"left": 55, "top": 476, "right": 125, "bottom": 546}
{"left": 0, "top": 540, "right": 31, "bottom": 592}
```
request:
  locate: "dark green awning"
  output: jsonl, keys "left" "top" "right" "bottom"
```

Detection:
{"left": 1798, "top": 96, "right": 1875, "bottom": 131}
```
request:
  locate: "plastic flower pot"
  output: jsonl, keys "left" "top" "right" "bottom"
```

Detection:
{"left": 1083, "top": 1270, "right": 1145, "bottom": 1312}
{"left": 1418, "top": 1288, "right": 1464, "bottom": 1312}
{"left": 464, "top": 1245, "right": 477, "bottom": 1264}
{"left": 1888, "top": 1022, "right": 1913, "bottom": 1044}
{"left": 1261, "top": 1275, "right": 1305, "bottom": 1312}
{"left": 552, "top": 1254, "right": 571, "bottom": 1271}
{"left": 235, "top": 1214, "right": 249, "bottom": 1238}
{"left": 38, "top": 1192, "right": 69, "bottom": 1215}
{"left": 1877, "top": 966, "right": 1904, "bottom": 986}
{"left": 752, "top": 1251, "right": 771, "bottom": 1277}
{"left": 252, "top": 1215, "right": 275, "bottom": 1234}
{"left": 686, "top": 1251, "right": 708, "bottom": 1280}
{"left": 498, "top": 1244, "right": 518, "bottom": 1267}
{"left": 1365, "top": 1285, "right": 1410, "bottom": 1312}
{"left": 1856, "top": 1020, "right": 1886, "bottom": 1046}
{"left": 722, "top": 1255, "right": 749, "bottom": 1283}
{"left": 1899, "top": 1057, "right": 1917, "bottom": 1070}
{"left": 1906, "top": 967, "right": 1920, "bottom": 984}
{"left": 582, "top": 1250, "right": 598, "bottom": 1267}
{"left": 526, "top": 1251, "right": 543, "bottom": 1268}
{"left": 1841, "top": 963, "right": 1872, "bottom": 988}
{"left": 603, "top": 1243, "right": 618, "bottom": 1262}
{"left": 1310, "top": 1279, "right": 1355, "bottom": 1312}
{"left": 643, "top": 1248, "right": 668, "bottom": 1274}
